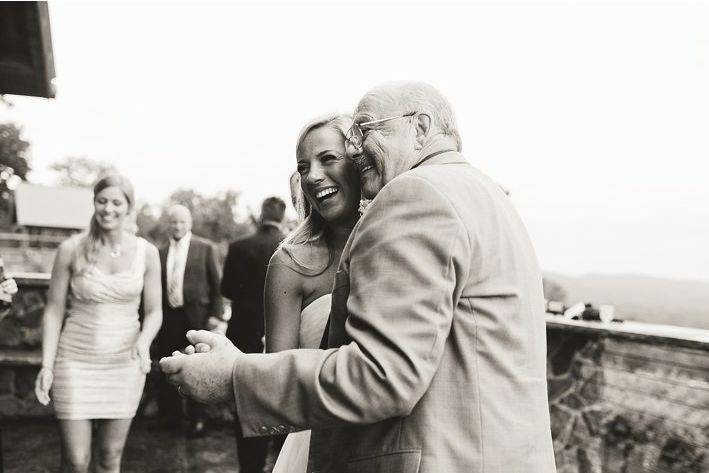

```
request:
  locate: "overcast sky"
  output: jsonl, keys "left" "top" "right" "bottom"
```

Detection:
{"left": 1, "top": 1, "right": 708, "bottom": 282}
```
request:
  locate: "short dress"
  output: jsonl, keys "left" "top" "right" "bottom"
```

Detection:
{"left": 52, "top": 237, "right": 147, "bottom": 420}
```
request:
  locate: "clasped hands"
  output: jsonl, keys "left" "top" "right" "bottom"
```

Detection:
{"left": 159, "top": 330, "right": 242, "bottom": 404}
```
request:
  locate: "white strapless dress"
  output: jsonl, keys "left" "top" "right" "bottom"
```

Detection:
{"left": 271, "top": 294, "right": 330, "bottom": 473}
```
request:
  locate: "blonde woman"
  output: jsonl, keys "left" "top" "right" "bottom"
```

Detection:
{"left": 35, "top": 174, "right": 162, "bottom": 473}
{"left": 268, "top": 114, "right": 361, "bottom": 473}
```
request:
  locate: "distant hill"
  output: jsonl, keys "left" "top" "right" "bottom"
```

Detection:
{"left": 543, "top": 273, "right": 709, "bottom": 330}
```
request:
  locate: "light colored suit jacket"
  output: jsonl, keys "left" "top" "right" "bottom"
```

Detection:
{"left": 233, "top": 151, "right": 557, "bottom": 473}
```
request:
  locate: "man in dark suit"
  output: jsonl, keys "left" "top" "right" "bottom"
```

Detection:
{"left": 220, "top": 196, "right": 285, "bottom": 473}
{"left": 155, "top": 204, "right": 223, "bottom": 437}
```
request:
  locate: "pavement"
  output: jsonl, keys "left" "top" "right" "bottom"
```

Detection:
{"left": 1, "top": 418, "right": 240, "bottom": 473}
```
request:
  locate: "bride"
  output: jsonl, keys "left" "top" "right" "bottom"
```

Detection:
{"left": 267, "top": 114, "right": 361, "bottom": 473}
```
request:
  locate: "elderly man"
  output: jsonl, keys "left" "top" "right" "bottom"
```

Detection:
{"left": 162, "top": 82, "right": 556, "bottom": 472}
{"left": 155, "top": 204, "right": 223, "bottom": 438}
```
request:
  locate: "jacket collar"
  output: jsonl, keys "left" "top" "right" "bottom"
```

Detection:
{"left": 411, "top": 149, "right": 467, "bottom": 169}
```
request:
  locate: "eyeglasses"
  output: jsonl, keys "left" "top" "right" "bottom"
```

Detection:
{"left": 345, "top": 112, "right": 416, "bottom": 149}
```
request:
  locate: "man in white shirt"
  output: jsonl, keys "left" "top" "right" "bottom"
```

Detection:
{"left": 155, "top": 204, "right": 223, "bottom": 438}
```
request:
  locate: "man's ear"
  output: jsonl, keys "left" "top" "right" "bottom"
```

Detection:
{"left": 414, "top": 113, "right": 431, "bottom": 150}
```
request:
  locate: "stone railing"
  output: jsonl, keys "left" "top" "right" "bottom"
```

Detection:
{"left": 547, "top": 316, "right": 709, "bottom": 473}
{"left": 2, "top": 275, "right": 708, "bottom": 471}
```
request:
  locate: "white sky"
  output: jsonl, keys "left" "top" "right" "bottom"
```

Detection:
{"left": 1, "top": 1, "right": 708, "bottom": 282}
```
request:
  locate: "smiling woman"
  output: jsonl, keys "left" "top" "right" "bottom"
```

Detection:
{"left": 35, "top": 174, "right": 163, "bottom": 473}
{"left": 285, "top": 114, "right": 361, "bottom": 275}
{"left": 297, "top": 126, "right": 360, "bottom": 224}
{"left": 265, "top": 114, "right": 362, "bottom": 473}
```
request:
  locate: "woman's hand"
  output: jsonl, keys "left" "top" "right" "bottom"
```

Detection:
{"left": 35, "top": 367, "right": 53, "bottom": 406}
{"left": 133, "top": 337, "right": 152, "bottom": 374}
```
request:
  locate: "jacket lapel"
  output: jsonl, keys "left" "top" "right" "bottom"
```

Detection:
{"left": 184, "top": 238, "right": 198, "bottom": 285}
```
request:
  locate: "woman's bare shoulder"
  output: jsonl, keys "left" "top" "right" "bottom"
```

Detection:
{"left": 56, "top": 234, "right": 85, "bottom": 260}
{"left": 269, "top": 242, "right": 329, "bottom": 272}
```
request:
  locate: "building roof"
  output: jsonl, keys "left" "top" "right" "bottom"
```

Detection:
{"left": 0, "top": 2, "right": 56, "bottom": 98}
{"left": 15, "top": 182, "right": 93, "bottom": 230}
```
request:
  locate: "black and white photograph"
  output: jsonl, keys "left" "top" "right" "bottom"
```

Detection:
{"left": 0, "top": 1, "right": 708, "bottom": 472}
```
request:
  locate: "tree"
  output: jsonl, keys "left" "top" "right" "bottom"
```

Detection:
{"left": 135, "top": 202, "right": 160, "bottom": 241}
{"left": 139, "top": 189, "right": 254, "bottom": 253}
{"left": 49, "top": 156, "right": 117, "bottom": 188}
{"left": 0, "top": 123, "right": 31, "bottom": 218}
{"left": 0, "top": 123, "right": 31, "bottom": 180}
{"left": 543, "top": 277, "right": 568, "bottom": 303}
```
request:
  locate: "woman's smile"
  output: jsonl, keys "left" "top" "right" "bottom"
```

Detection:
{"left": 313, "top": 186, "right": 339, "bottom": 204}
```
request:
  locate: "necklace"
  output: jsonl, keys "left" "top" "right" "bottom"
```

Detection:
{"left": 110, "top": 243, "right": 122, "bottom": 258}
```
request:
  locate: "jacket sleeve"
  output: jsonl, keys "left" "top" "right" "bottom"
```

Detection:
{"left": 205, "top": 241, "right": 223, "bottom": 319}
{"left": 220, "top": 244, "right": 238, "bottom": 301}
{"left": 232, "top": 174, "right": 471, "bottom": 436}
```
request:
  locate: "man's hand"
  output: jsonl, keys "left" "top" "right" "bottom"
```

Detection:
{"left": 159, "top": 330, "right": 241, "bottom": 404}
{"left": 206, "top": 315, "right": 228, "bottom": 335}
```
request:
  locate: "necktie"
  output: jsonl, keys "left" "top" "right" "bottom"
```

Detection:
{"left": 168, "top": 243, "right": 182, "bottom": 308}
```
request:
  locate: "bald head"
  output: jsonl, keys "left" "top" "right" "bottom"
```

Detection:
{"left": 352, "top": 81, "right": 462, "bottom": 199}
{"left": 355, "top": 81, "right": 461, "bottom": 152}
{"left": 167, "top": 204, "right": 192, "bottom": 240}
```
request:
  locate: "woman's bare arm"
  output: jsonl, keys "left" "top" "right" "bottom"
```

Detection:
{"left": 40, "top": 239, "right": 75, "bottom": 370}
{"left": 139, "top": 242, "right": 163, "bottom": 347}
{"left": 264, "top": 248, "right": 304, "bottom": 353}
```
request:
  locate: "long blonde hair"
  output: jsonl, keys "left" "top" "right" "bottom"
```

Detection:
{"left": 280, "top": 114, "right": 354, "bottom": 275}
{"left": 76, "top": 174, "right": 135, "bottom": 272}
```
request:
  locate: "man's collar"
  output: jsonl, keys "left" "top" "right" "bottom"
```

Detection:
{"left": 261, "top": 220, "right": 282, "bottom": 231}
{"left": 411, "top": 149, "right": 465, "bottom": 169}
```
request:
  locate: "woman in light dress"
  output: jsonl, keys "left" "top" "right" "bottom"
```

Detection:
{"left": 34, "top": 174, "right": 163, "bottom": 473}
{"left": 268, "top": 114, "right": 362, "bottom": 473}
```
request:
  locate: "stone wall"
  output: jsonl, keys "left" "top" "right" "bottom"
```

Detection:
{"left": 547, "top": 323, "right": 709, "bottom": 472}
{"left": 2, "top": 276, "right": 709, "bottom": 471}
{"left": 0, "top": 275, "right": 51, "bottom": 417}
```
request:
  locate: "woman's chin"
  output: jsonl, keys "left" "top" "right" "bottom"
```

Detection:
{"left": 97, "top": 221, "right": 121, "bottom": 231}
{"left": 318, "top": 200, "right": 356, "bottom": 223}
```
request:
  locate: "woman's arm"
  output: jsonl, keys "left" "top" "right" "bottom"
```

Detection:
{"left": 35, "top": 239, "right": 74, "bottom": 404}
{"left": 136, "top": 242, "right": 163, "bottom": 372}
{"left": 41, "top": 240, "right": 74, "bottom": 370}
{"left": 264, "top": 248, "right": 304, "bottom": 353}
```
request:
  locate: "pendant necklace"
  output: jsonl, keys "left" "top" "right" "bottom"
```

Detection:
{"left": 110, "top": 242, "right": 122, "bottom": 258}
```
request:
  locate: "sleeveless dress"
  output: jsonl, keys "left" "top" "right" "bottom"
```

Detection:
{"left": 272, "top": 294, "right": 331, "bottom": 473}
{"left": 52, "top": 237, "right": 148, "bottom": 420}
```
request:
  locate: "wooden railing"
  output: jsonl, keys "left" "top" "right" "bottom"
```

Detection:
{"left": 0, "top": 232, "right": 67, "bottom": 245}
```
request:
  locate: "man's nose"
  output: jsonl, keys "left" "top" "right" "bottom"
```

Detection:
{"left": 345, "top": 140, "right": 361, "bottom": 160}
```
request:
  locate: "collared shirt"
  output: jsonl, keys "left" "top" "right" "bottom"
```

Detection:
{"left": 261, "top": 220, "right": 282, "bottom": 232}
{"left": 166, "top": 231, "right": 191, "bottom": 308}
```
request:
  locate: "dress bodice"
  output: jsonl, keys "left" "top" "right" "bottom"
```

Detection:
{"left": 299, "top": 294, "right": 331, "bottom": 349}
{"left": 54, "top": 236, "right": 149, "bottom": 421}
{"left": 67, "top": 237, "right": 146, "bottom": 327}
